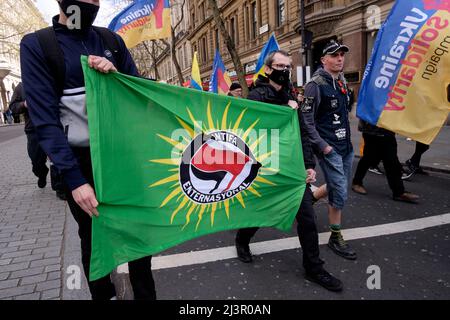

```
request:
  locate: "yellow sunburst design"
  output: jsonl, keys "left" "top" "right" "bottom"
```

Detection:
{"left": 149, "top": 100, "right": 278, "bottom": 231}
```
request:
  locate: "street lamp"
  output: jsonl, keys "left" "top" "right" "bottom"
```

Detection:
{"left": 300, "top": 0, "right": 306, "bottom": 67}
{"left": 299, "top": 0, "right": 312, "bottom": 85}
{"left": 0, "top": 59, "right": 12, "bottom": 124}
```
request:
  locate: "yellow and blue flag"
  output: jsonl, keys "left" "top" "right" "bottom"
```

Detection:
{"left": 190, "top": 52, "right": 202, "bottom": 90}
{"left": 357, "top": 0, "right": 450, "bottom": 144}
{"left": 253, "top": 33, "right": 280, "bottom": 82}
{"left": 108, "top": 0, "right": 171, "bottom": 48}
{"left": 209, "top": 50, "right": 232, "bottom": 95}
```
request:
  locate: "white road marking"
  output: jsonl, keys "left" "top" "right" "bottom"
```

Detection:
{"left": 117, "top": 213, "right": 450, "bottom": 273}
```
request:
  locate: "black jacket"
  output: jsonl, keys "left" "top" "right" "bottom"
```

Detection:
{"left": 20, "top": 16, "right": 138, "bottom": 191}
{"left": 248, "top": 75, "right": 316, "bottom": 169}
{"left": 302, "top": 68, "right": 353, "bottom": 156}
{"left": 8, "top": 82, "right": 34, "bottom": 133}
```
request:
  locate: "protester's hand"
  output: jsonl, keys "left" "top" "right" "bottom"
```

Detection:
{"left": 88, "top": 55, "right": 117, "bottom": 73}
{"left": 306, "top": 169, "right": 317, "bottom": 184}
{"left": 323, "top": 145, "right": 333, "bottom": 155}
{"left": 72, "top": 183, "right": 99, "bottom": 217}
{"left": 287, "top": 100, "right": 299, "bottom": 109}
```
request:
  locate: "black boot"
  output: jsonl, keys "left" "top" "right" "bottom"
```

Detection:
{"left": 328, "top": 232, "right": 357, "bottom": 260}
{"left": 305, "top": 268, "right": 343, "bottom": 292}
{"left": 235, "top": 241, "right": 253, "bottom": 263}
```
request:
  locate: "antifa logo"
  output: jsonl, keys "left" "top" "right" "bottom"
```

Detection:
{"left": 179, "top": 131, "right": 262, "bottom": 204}
{"left": 422, "top": 0, "right": 450, "bottom": 13}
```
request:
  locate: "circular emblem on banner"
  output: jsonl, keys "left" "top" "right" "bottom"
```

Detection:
{"left": 180, "top": 131, "right": 261, "bottom": 204}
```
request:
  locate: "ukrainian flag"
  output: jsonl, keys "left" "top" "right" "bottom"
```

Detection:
{"left": 190, "top": 52, "right": 202, "bottom": 90}
{"left": 108, "top": 0, "right": 171, "bottom": 49}
{"left": 253, "top": 33, "right": 280, "bottom": 82}
{"left": 209, "top": 50, "right": 232, "bottom": 95}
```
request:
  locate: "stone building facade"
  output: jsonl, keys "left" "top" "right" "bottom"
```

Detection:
{"left": 0, "top": 0, "right": 47, "bottom": 123}
{"left": 152, "top": 0, "right": 395, "bottom": 94}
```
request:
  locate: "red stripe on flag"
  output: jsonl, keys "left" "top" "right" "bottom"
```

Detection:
{"left": 154, "top": 0, "right": 165, "bottom": 29}
{"left": 217, "top": 69, "right": 229, "bottom": 93}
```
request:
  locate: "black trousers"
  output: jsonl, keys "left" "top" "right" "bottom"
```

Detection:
{"left": 26, "top": 132, "right": 48, "bottom": 179}
{"left": 353, "top": 133, "right": 404, "bottom": 197}
{"left": 235, "top": 187, "right": 324, "bottom": 274}
{"left": 410, "top": 142, "right": 430, "bottom": 167}
{"left": 64, "top": 148, "right": 156, "bottom": 300}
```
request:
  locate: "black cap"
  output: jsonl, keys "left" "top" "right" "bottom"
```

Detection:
{"left": 322, "top": 40, "right": 349, "bottom": 57}
{"left": 229, "top": 82, "right": 242, "bottom": 91}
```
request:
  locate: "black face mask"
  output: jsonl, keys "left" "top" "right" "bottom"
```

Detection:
{"left": 268, "top": 68, "right": 291, "bottom": 86}
{"left": 58, "top": 0, "right": 99, "bottom": 30}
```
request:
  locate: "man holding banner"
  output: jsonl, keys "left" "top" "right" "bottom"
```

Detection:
{"left": 235, "top": 50, "right": 343, "bottom": 292}
{"left": 20, "top": 0, "right": 156, "bottom": 300}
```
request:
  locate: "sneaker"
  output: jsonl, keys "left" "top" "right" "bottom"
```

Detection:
{"left": 393, "top": 192, "right": 419, "bottom": 203}
{"left": 37, "top": 175, "right": 47, "bottom": 188}
{"left": 235, "top": 241, "right": 253, "bottom": 263}
{"left": 351, "top": 184, "right": 367, "bottom": 195}
{"left": 368, "top": 166, "right": 383, "bottom": 175}
{"left": 402, "top": 160, "right": 418, "bottom": 180}
{"left": 56, "top": 190, "right": 67, "bottom": 201}
{"left": 305, "top": 269, "right": 343, "bottom": 292}
{"left": 328, "top": 233, "right": 357, "bottom": 260}
{"left": 401, "top": 171, "right": 410, "bottom": 180}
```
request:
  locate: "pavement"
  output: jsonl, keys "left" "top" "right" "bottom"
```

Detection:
{"left": 0, "top": 121, "right": 449, "bottom": 300}
{"left": 348, "top": 114, "right": 450, "bottom": 174}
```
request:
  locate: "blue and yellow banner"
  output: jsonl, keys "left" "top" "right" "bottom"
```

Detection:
{"left": 357, "top": 0, "right": 450, "bottom": 144}
{"left": 253, "top": 33, "right": 280, "bottom": 82}
{"left": 190, "top": 51, "right": 202, "bottom": 90}
{"left": 209, "top": 50, "right": 232, "bottom": 95}
{"left": 108, "top": 0, "right": 171, "bottom": 48}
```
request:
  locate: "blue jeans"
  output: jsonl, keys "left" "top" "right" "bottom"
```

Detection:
{"left": 318, "top": 149, "right": 354, "bottom": 210}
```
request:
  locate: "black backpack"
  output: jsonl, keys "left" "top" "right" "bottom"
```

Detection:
{"left": 35, "top": 26, "right": 124, "bottom": 97}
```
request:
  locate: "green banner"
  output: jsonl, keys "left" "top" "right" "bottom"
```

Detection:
{"left": 81, "top": 57, "right": 306, "bottom": 280}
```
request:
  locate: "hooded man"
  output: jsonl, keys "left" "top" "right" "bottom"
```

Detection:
{"left": 20, "top": 0, "right": 156, "bottom": 300}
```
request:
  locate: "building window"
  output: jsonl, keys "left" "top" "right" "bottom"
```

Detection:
{"left": 230, "top": 17, "right": 236, "bottom": 44}
{"left": 235, "top": 15, "right": 239, "bottom": 44}
{"left": 200, "top": 2, "right": 205, "bottom": 21}
{"left": 243, "top": 6, "right": 251, "bottom": 40}
{"left": 183, "top": 44, "right": 188, "bottom": 70}
{"left": 215, "top": 29, "right": 219, "bottom": 50}
{"left": 277, "top": 0, "right": 286, "bottom": 26}
{"left": 179, "top": 49, "right": 184, "bottom": 70}
{"left": 202, "top": 36, "right": 207, "bottom": 62}
{"left": 251, "top": 2, "right": 257, "bottom": 39}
